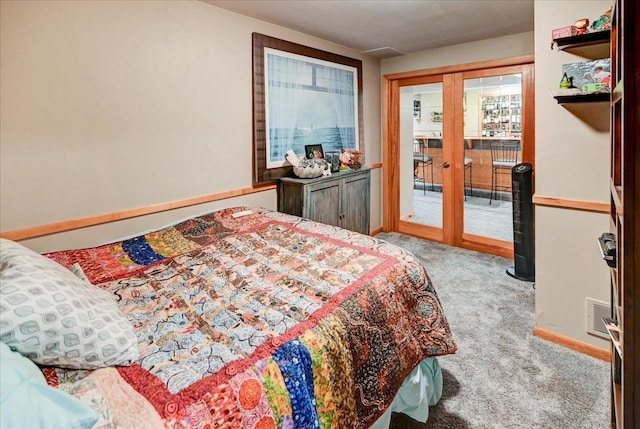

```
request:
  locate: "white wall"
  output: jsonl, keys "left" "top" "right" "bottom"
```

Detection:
{"left": 534, "top": 0, "right": 610, "bottom": 348}
{"left": 0, "top": 0, "right": 382, "bottom": 252}
{"left": 382, "top": 32, "right": 534, "bottom": 75}
{"left": 413, "top": 92, "right": 444, "bottom": 135}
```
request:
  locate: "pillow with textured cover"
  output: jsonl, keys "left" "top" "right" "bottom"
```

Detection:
{"left": 0, "top": 238, "right": 138, "bottom": 369}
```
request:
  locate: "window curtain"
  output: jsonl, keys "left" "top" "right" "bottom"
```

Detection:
{"left": 265, "top": 53, "right": 307, "bottom": 168}
{"left": 324, "top": 67, "right": 357, "bottom": 149}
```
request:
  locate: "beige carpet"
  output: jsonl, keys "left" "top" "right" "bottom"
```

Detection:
{"left": 381, "top": 233, "right": 609, "bottom": 429}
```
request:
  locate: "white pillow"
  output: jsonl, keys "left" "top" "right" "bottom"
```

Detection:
{"left": 0, "top": 238, "right": 139, "bottom": 369}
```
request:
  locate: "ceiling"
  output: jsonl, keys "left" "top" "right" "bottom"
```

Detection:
{"left": 204, "top": 0, "right": 534, "bottom": 58}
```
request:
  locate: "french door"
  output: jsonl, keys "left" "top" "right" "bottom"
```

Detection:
{"left": 383, "top": 59, "right": 534, "bottom": 257}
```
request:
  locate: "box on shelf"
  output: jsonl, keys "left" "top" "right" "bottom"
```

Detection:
{"left": 552, "top": 26, "right": 578, "bottom": 40}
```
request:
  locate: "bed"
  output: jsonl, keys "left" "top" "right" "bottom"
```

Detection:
{"left": 0, "top": 206, "right": 456, "bottom": 428}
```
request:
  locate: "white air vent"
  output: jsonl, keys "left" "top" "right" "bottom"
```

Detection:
{"left": 586, "top": 297, "right": 611, "bottom": 339}
{"left": 361, "top": 47, "right": 405, "bottom": 58}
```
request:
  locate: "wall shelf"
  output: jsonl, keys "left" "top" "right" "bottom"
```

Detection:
{"left": 552, "top": 28, "right": 611, "bottom": 105}
{"left": 553, "top": 93, "right": 610, "bottom": 104}
{"left": 553, "top": 29, "right": 611, "bottom": 50}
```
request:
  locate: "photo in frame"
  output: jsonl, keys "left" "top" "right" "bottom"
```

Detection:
{"left": 562, "top": 58, "right": 611, "bottom": 89}
{"left": 324, "top": 150, "right": 341, "bottom": 173}
{"left": 304, "top": 144, "right": 324, "bottom": 159}
{"left": 252, "top": 33, "right": 364, "bottom": 186}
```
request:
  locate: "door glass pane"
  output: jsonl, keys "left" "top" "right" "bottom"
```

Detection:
{"left": 462, "top": 74, "right": 522, "bottom": 242}
{"left": 399, "top": 83, "right": 443, "bottom": 228}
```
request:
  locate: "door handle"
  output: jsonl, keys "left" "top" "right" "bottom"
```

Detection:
{"left": 439, "top": 162, "right": 450, "bottom": 168}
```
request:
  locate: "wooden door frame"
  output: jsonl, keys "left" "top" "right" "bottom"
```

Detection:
{"left": 382, "top": 55, "right": 535, "bottom": 258}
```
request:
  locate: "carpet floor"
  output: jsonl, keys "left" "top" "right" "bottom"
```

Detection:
{"left": 379, "top": 233, "right": 610, "bottom": 429}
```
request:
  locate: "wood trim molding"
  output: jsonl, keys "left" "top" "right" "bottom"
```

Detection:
{"left": 383, "top": 77, "right": 400, "bottom": 233}
{"left": 370, "top": 226, "right": 383, "bottom": 236}
{"left": 532, "top": 195, "right": 609, "bottom": 213}
{"left": 367, "top": 162, "right": 382, "bottom": 169}
{"left": 0, "top": 185, "right": 276, "bottom": 241}
{"left": 383, "top": 54, "right": 534, "bottom": 80}
{"left": 533, "top": 326, "right": 611, "bottom": 362}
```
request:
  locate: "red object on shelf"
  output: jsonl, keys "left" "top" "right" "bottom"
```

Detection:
{"left": 552, "top": 26, "right": 578, "bottom": 39}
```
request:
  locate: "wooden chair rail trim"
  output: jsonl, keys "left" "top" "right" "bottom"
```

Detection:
{"left": 533, "top": 326, "right": 611, "bottom": 362}
{"left": 532, "top": 195, "right": 609, "bottom": 213}
{"left": 0, "top": 185, "right": 277, "bottom": 241}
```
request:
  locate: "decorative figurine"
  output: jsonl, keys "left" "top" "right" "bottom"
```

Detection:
{"left": 592, "top": 7, "right": 613, "bottom": 31}
{"left": 339, "top": 149, "right": 352, "bottom": 171}
{"left": 559, "top": 72, "right": 571, "bottom": 89}
{"left": 574, "top": 18, "right": 589, "bottom": 35}
{"left": 347, "top": 150, "right": 363, "bottom": 170}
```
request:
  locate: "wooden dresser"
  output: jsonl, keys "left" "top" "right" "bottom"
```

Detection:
{"left": 278, "top": 168, "right": 370, "bottom": 235}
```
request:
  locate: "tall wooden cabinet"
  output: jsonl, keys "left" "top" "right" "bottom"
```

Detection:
{"left": 605, "top": 1, "right": 639, "bottom": 427}
{"left": 278, "top": 168, "right": 371, "bottom": 235}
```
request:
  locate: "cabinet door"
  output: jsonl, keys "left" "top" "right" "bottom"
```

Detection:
{"left": 305, "top": 181, "right": 341, "bottom": 227}
{"left": 278, "top": 182, "right": 303, "bottom": 217}
{"left": 341, "top": 173, "right": 370, "bottom": 234}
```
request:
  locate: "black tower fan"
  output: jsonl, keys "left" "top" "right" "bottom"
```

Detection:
{"left": 507, "top": 163, "right": 535, "bottom": 281}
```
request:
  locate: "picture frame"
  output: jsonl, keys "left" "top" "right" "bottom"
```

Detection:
{"left": 305, "top": 144, "right": 324, "bottom": 159}
{"left": 561, "top": 58, "right": 611, "bottom": 90}
{"left": 324, "top": 150, "right": 341, "bottom": 172}
{"left": 252, "top": 33, "right": 364, "bottom": 186}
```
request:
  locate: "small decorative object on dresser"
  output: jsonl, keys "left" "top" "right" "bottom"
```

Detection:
{"left": 339, "top": 148, "right": 352, "bottom": 171}
{"left": 347, "top": 149, "right": 363, "bottom": 170}
{"left": 292, "top": 158, "right": 328, "bottom": 179}
{"left": 304, "top": 144, "right": 324, "bottom": 159}
{"left": 324, "top": 150, "right": 341, "bottom": 172}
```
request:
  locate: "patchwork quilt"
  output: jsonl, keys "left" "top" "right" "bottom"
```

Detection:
{"left": 44, "top": 207, "right": 456, "bottom": 428}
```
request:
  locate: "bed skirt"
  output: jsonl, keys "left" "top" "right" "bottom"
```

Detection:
{"left": 369, "top": 357, "right": 443, "bottom": 428}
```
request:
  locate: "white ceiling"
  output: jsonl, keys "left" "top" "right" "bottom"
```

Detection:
{"left": 204, "top": 0, "right": 534, "bottom": 58}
